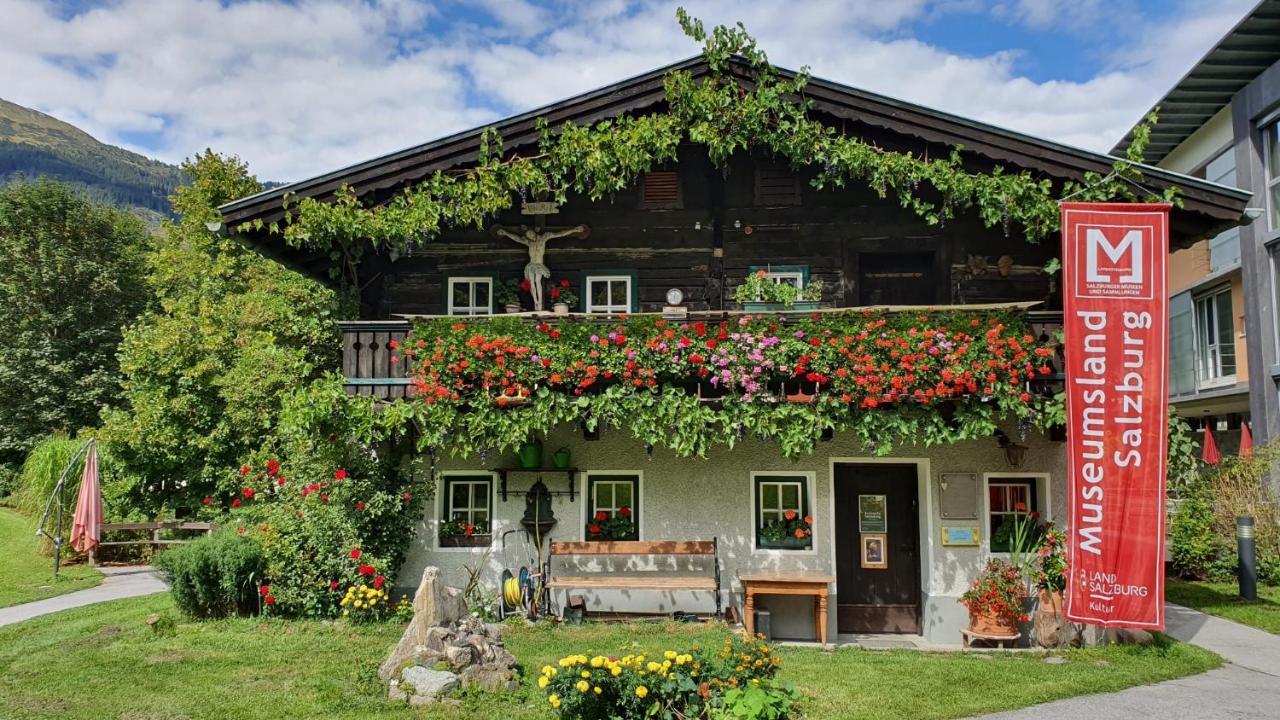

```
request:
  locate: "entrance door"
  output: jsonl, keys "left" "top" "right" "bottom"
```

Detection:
{"left": 834, "top": 464, "right": 921, "bottom": 633}
{"left": 858, "top": 252, "right": 936, "bottom": 305}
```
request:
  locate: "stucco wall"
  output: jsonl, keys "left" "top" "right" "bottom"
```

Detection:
{"left": 396, "top": 420, "right": 1066, "bottom": 646}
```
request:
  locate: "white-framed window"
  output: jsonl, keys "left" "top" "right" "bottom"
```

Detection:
{"left": 752, "top": 472, "right": 812, "bottom": 551}
{"left": 446, "top": 276, "right": 493, "bottom": 316}
{"left": 1194, "top": 287, "right": 1236, "bottom": 387}
{"left": 1265, "top": 121, "right": 1280, "bottom": 230}
{"left": 585, "top": 275, "right": 632, "bottom": 313}
{"left": 1203, "top": 147, "right": 1241, "bottom": 270}
{"left": 984, "top": 474, "right": 1049, "bottom": 554}
{"left": 439, "top": 474, "right": 493, "bottom": 547}
{"left": 584, "top": 473, "right": 640, "bottom": 540}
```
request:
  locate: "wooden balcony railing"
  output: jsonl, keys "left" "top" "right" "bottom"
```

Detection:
{"left": 338, "top": 307, "right": 1064, "bottom": 400}
{"left": 339, "top": 320, "right": 413, "bottom": 399}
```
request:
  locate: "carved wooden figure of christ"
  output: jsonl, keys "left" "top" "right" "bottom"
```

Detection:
{"left": 492, "top": 224, "right": 589, "bottom": 311}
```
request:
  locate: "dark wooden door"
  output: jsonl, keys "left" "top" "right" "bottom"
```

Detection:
{"left": 858, "top": 252, "right": 935, "bottom": 305}
{"left": 834, "top": 464, "right": 921, "bottom": 633}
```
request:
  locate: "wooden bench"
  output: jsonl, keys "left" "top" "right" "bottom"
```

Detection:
{"left": 545, "top": 539, "right": 722, "bottom": 618}
{"left": 89, "top": 522, "right": 216, "bottom": 565}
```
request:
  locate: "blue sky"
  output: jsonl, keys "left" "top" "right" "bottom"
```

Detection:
{"left": 0, "top": 0, "right": 1258, "bottom": 180}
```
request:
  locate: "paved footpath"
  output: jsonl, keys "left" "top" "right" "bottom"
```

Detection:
{"left": 975, "top": 602, "right": 1280, "bottom": 720}
{"left": 0, "top": 565, "right": 167, "bottom": 628}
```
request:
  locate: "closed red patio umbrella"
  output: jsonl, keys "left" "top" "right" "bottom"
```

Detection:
{"left": 70, "top": 442, "right": 102, "bottom": 554}
{"left": 1201, "top": 426, "right": 1221, "bottom": 466}
{"left": 1240, "top": 422, "right": 1254, "bottom": 459}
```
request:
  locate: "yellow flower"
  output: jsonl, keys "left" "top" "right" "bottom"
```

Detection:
{"left": 646, "top": 662, "right": 661, "bottom": 673}
{"left": 636, "top": 686, "right": 649, "bottom": 699}
{"left": 541, "top": 665, "right": 555, "bottom": 677}
{"left": 538, "top": 676, "right": 550, "bottom": 689}
{"left": 548, "top": 694, "right": 561, "bottom": 708}
{"left": 593, "top": 686, "right": 602, "bottom": 695}
{"left": 576, "top": 680, "right": 590, "bottom": 693}
{"left": 581, "top": 671, "right": 591, "bottom": 679}
{"left": 590, "top": 656, "right": 605, "bottom": 668}
{"left": 664, "top": 650, "right": 677, "bottom": 660}
{"left": 558, "top": 658, "right": 573, "bottom": 668}
{"left": 341, "top": 609, "right": 349, "bottom": 617}
{"left": 610, "top": 666, "right": 622, "bottom": 677}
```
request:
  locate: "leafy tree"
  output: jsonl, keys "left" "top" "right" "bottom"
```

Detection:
{"left": 102, "top": 151, "right": 340, "bottom": 515}
{"left": 0, "top": 178, "right": 149, "bottom": 471}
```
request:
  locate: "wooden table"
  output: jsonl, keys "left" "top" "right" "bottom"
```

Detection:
{"left": 738, "top": 571, "right": 833, "bottom": 647}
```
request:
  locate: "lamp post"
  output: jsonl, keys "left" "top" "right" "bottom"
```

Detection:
{"left": 1237, "top": 516, "right": 1257, "bottom": 601}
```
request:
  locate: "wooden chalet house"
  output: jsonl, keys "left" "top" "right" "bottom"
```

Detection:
{"left": 220, "top": 57, "right": 1248, "bottom": 645}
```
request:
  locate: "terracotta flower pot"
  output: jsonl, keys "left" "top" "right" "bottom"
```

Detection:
{"left": 1037, "top": 589, "right": 1062, "bottom": 615}
{"left": 968, "top": 610, "right": 1019, "bottom": 636}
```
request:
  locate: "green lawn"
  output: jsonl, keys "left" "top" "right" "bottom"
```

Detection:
{"left": 1167, "top": 579, "right": 1280, "bottom": 635}
{"left": 0, "top": 594, "right": 1220, "bottom": 720}
{"left": 0, "top": 507, "right": 101, "bottom": 608}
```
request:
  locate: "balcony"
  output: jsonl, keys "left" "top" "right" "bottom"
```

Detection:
{"left": 339, "top": 306, "right": 1064, "bottom": 398}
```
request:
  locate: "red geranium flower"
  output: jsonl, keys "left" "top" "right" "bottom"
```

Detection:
{"left": 266, "top": 459, "right": 280, "bottom": 476}
{"left": 231, "top": 498, "right": 241, "bottom": 508}
{"left": 402, "top": 492, "right": 412, "bottom": 502}
{"left": 358, "top": 564, "right": 376, "bottom": 576}
{"left": 265, "top": 595, "right": 276, "bottom": 605}
{"left": 202, "top": 496, "right": 212, "bottom": 506}
{"left": 350, "top": 548, "right": 361, "bottom": 559}
{"left": 550, "top": 288, "right": 560, "bottom": 299}
{"left": 794, "top": 528, "right": 806, "bottom": 539}
{"left": 374, "top": 575, "right": 386, "bottom": 589}
{"left": 355, "top": 501, "right": 365, "bottom": 511}
{"left": 618, "top": 506, "right": 632, "bottom": 518}
{"left": 464, "top": 523, "right": 474, "bottom": 537}
{"left": 240, "top": 465, "right": 251, "bottom": 477}
{"left": 783, "top": 509, "right": 797, "bottom": 521}
{"left": 334, "top": 468, "right": 347, "bottom": 480}
{"left": 594, "top": 510, "right": 608, "bottom": 522}
{"left": 330, "top": 580, "right": 340, "bottom": 591}
{"left": 259, "top": 585, "right": 271, "bottom": 596}
{"left": 560, "top": 279, "right": 570, "bottom": 288}
{"left": 589, "top": 524, "right": 601, "bottom": 534}
{"left": 519, "top": 278, "right": 531, "bottom": 291}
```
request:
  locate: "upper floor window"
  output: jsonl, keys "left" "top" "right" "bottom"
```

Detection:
{"left": 1266, "top": 121, "right": 1280, "bottom": 230}
{"left": 1202, "top": 147, "right": 1241, "bottom": 270}
{"left": 1194, "top": 286, "right": 1236, "bottom": 387}
{"left": 584, "top": 274, "right": 635, "bottom": 313}
{"left": 446, "top": 276, "right": 493, "bottom": 316}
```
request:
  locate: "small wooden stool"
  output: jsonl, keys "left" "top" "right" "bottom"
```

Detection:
{"left": 961, "top": 629, "right": 1021, "bottom": 649}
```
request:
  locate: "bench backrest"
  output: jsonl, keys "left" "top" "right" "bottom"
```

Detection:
{"left": 101, "top": 522, "right": 216, "bottom": 532}
{"left": 549, "top": 540, "right": 716, "bottom": 556}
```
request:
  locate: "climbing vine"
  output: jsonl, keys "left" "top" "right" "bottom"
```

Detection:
{"left": 251, "top": 9, "right": 1176, "bottom": 288}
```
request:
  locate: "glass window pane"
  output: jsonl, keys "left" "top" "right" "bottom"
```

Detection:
{"left": 474, "top": 483, "right": 490, "bottom": 511}
{"left": 474, "top": 281, "right": 490, "bottom": 308}
{"left": 1270, "top": 183, "right": 1280, "bottom": 228}
{"left": 610, "top": 280, "right": 628, "bottom": 307}
{"left": 591, "top": 280, "right": 608, "bottom": 307}
{"left": 1268, "top": 123, "right": 1280, "bottom": 178}
{"left": 781, "top": 484, "right": 800, "bottom": 510}
{"left": 452, "top": 483, "right": 469, "bottom": 510}
{"left": 762, "top": 484, "right": 778, "bottom": 510}
{"left": 989, "top": 485, "right": 1006, "bottom": 512}
{"left": 615, "top": 483, "right": 633, "bottom": 509}
{"left": 1206, "top": 148, "right": 1236, "bottom": 188}
{"left": 452, "top": 282, "right": 470, "bottom": 309}
{"left": 472, "top": 509, "right": 488, "bottom": 524}
{"left": 1209, "top": 227, "right": 1240, "bottom": 271}
{"left": 1012, "top": 486, "right": 1030, "bottom": 509}
{"left": 596, "top": 483, "right": 612, "bottom": 511}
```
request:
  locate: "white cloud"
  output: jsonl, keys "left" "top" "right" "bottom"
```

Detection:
{"left": 0, "top": 0, "right": 1261, "bottom": 181}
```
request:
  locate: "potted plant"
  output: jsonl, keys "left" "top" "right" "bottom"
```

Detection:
{"left": 758, "top": 510, "right": 813, "bottom": 549}
{"left": 439, "top": 518, "right": 490, "bottom": 547}
{"left": 496, "top": 278, "right": 524, "bottom": 313}
{"left": 585, "top": 507, "right": 636, "bottom": 540}
{"left": 1031, "top": 523, "right": 1067, "bottom": 614}
{"left": 960, "top": 558, "right": 1029, "bottom": 635}
{"left": 734, "top": 270, "right": 823, "bottom": 311}
{"left": 549, "top": 279, "right": 577, "bottom": 315}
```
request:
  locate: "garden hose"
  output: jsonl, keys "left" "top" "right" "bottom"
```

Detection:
{"left": 503, "top": 576, "right": 524, "bottom": 609}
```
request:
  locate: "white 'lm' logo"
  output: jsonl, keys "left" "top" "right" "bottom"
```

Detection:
{"left": 1085, "top": 228, "right": 1143, "bottom": 284}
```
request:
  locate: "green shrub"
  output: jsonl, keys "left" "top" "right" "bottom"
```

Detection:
{"left": 155, "top": 530, "right": 267, "bottom": 618}
{"left": 12, "top": 435, "right": 85, "bottom": 519}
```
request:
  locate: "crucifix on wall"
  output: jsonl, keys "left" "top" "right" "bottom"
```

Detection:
{"left": 491, "top": 218, "right": 590, "bottom": 311}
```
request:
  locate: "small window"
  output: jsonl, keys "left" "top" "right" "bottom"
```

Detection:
{"left": 1194, "top": 287, "right": 1236, "bottom": 387}
{"left": 585, "top": 274, "right": 634, "bottom": 313}
{"left": 441, "top": 475, "right": 492, "bottom": 545}
{"left": 747, "top": 265, "right": 809, "bottom": 295}
{"left": 586, "top": 475, "right": 639, "bottom": 540}
{"left": 446, "top": 277, "right": 493, "bottom": 316}
{"left": 755, "top": 475, "right": 811, "bottom": 550}
{"left": 639, "top": 171, "right": 681, "bottom": 209}
{"left": 987, "top": 479, "right": 1038, "bottom": 553}
{"left": 754, "top": 164, "right": 801, "bottom": 206}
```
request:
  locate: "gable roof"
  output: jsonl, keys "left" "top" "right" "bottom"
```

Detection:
{"left": 1111, "top": 0, "right": 1280, "bottom": 162}
{"left": 220, "top": 55, "right": 1250, "bottom": 242}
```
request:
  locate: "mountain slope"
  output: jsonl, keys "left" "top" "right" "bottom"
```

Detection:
{"left": 0, "top": 98, "right": 185, "bottom": 218}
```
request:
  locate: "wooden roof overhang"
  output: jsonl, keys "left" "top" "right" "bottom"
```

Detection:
{"left": 221, "top": 55, "right": 1251, "bottom": 267}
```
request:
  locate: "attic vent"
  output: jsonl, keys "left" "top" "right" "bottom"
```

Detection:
{"left": 754, "top": 165, "right": 801, "bottom": 206}
{"left": 639, "top": 171, "right": 682, "bottom": 209}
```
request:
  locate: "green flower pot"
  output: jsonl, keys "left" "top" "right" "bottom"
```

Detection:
{"left": 552, "top": 447, "right": 571, "bottom": 468}
{"left": 741, "top": 301, "right": 820, "bottom": 312}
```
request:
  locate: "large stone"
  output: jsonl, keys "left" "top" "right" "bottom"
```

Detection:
{"left": 459, "top": 665, "right": 519, "bottom": 692}
{"left": 445, "top": 644, "right": 475, "bottom": 670}
{"left": 401, "top": 666, "right": 459, "bottom": 697}
{"left": 377, "top": 567, "right": 469, "bottom": 680}
{"left": 1106, "top": 628, "right": 1154, "bottom": 646}
{"left": 1031, "top": 610, "right": 1076, "bottom": 649}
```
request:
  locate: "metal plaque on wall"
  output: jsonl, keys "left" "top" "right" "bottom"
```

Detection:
{"left": 939, "top": 473, "right": 979, "bottom": 519}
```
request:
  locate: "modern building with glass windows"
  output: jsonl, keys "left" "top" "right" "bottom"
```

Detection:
{"left": 1114, "top": 0, "right": 1280, "bottom": 458}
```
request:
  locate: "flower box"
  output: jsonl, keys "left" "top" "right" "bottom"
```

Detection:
{"left": 585, "top": 532, "right": 638, "bottom": 542}
{"left": 757, "top": 535, "right": 812, "bottom": 550}
{"left": 440, "top": 534, "right": 492, "bottom": 548}
{"left": 741, "top": 301, "right": 820, "bottom": 313}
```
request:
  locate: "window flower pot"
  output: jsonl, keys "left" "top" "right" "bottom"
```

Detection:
{"left": 440, "top": 534, "right": 492, "bottom": 548}
{"left": 504, "top": 302, "right": 523, "bottom": 314}
{"left": 757, "top": 535, "right": 812, "bottom": 550}
{"left": 552, "top": 302, "right": 570, "bottom": 315}
{"left": 741, "top": 301, "right": 819, "bottom": 312}
{"left": 585, "top": 532, "right": 637, "bottom": 542}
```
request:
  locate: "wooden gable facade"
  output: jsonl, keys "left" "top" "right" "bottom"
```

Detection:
{"left": 220, "top": 56, "right": 1250, "bottom": 323}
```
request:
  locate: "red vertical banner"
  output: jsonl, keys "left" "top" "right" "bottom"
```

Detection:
{"left": 1061, "top": 202, "right": 1170, "bottom": 630}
